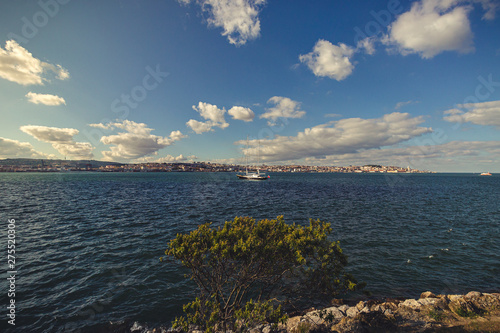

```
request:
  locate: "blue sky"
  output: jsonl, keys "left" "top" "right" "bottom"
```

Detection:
{"left": 1, "top": 0, "right": 500, "bottom": 172}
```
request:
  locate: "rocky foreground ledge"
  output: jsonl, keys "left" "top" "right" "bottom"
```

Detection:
{"left": 128, "top": 291, "right": 500, "bottom": 333}
{"left": 284, "top": 291, "right": 500, "bottom": 333}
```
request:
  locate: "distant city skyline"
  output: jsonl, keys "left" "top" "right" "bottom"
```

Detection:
{"left": 1, "top": 0, "right": 500, "bottom": 172}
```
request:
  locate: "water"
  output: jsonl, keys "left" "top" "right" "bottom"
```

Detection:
{"left": 0, "top": 172, "right": 499, "bottom": 332}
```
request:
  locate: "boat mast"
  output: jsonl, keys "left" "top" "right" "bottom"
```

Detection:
{"left": 245, "top": 135, "right": 249, "bottom": 175}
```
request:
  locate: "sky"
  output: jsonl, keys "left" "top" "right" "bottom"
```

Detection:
{"left": 1, "top": 0, "right": 500, "bottom": 172}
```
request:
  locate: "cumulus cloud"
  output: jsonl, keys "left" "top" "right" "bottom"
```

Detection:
{"left": 157, "top": 154, "right": 198, "bottom": 162}
{"left": 260, "top": 96, "right": 306, "bottom": 125}
{"left": 91, "top": 120, "right": 186, "bottom": 161}
{"left": 228, "top": 106, "right": 255, "bottom": 122}
{"left": 305, "top": 140, "right": 500, "bottom": 172}
{"left": 19, "top": 125, "right": 94, "bottom": 159}
{"left": 186, "top": 119, "right": 215, "bottom": 134}
{"left": 187, "top": 102, "right": 229, "bottom": 134}
{"left": 0, "top": 137, "right": 54, "bottom": 159}
{"left": 134, "top": 154, "right": 198, "bottom": 163}
{"left": 384, "top": 0, "right": 476, "bottom": 58}
{"left": 0, "top": 40, "right": 69, "bottom": 85}
{"left": 443, "top": 100, "right": 500, "bottom": 126}
{"left": 299, "top": 39, "right": 356, "bottom": 81}
{"left": 20, "top": 125, "right": 78, "bottom": 143}
{"left": 239, "top": 112, "right": 432, "bottom": 163}
{"left": 26, "top": 92, "right": 66, "bottom": 106}
{"left": 177, "top": 0, "right": 266, "bottom": 45}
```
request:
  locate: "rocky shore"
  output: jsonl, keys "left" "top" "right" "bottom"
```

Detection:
{"left": 285, "top": 291, "right": 500, "bottom": 333}
{"left": 125, "top": 291, "right": 500, "bottom": 333}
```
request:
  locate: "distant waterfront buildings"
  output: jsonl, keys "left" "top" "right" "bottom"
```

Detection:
{"left": 0, "top": 159, "right": 433, "bottom": 173}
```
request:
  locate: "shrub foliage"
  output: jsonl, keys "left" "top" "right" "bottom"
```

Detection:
{"left": 166, "top": 216, "right": 362, "bottom": 332}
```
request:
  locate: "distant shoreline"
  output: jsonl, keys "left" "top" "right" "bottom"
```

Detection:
{"left": 0, "top": 158, "right": 434, "bottom": 173}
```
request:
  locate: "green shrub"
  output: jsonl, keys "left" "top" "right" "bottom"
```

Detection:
{"left": 166, "top": 216, "right": 363, "bottom": 332}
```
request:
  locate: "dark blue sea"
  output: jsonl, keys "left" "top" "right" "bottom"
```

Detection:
{"left": 1, "top": 172, "right": 499, "bottom": 332}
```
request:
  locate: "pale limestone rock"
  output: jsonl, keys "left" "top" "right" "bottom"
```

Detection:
{"left": 321, "top": 306, "right": 345, "bottom": 320}
{"left": 346, "top": 306, "right": 360, "bottom": 318}
{"left": 360, "top": 306, "right": 370, "bottom": 313}
{"left": 400, "top": 298, "right": 422, "bottom": 309}
{"left": 418, "top": 298, "right": 437, "bottom": 306}
{"left": 338, "top": 304, "right": 349, "bottom": 314}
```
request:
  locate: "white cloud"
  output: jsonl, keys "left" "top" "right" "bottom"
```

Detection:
{"left": 0, "top": 40, "right": 69, "bottom": 85}
{"left": 20, "top": 125, "right": 78, "bottom": 143}
{"left": 156, "top": 154, "right": 197, "bottom": 163}
{"left": 93, "top": 120, "right": 186, "bottom": 161}
{"left": 26, "top": 92, "right": 66, "bottom": 106}
{"left": 51, "top": 142, "right": 94, "bottom": 160}
{"left": 356, "top": 37, "right": 376, "bottom": 55}
{"left": 239, "top": 112, "right": 432, "bottom": 162}
{"left": 228, "top": 106, "right": 255, "bottom": 122}
{"left": 0, "top": 137, "right": 54, "bottom": 159}
{"left": 443, "top": 100, "right": 500, "bottom": 126}
{"left": 305, "top": 140, "right": 500, "bottom": 172}
{"left": 193, "top": 101, "right": 227, "bottom": 124}
{"left": 260, "top": 96, "right": 306, "bottom": 125}
{"left": 134, "top": 154, "right": 197, "bottom": 163}
{"left": 186, "top": 119, "right": 215, "bottom": 134}
{"left": 476, "top": 0, "right": 498, "bottom": 19}
{"left": 178, "top": 0, "right": 266, "bottom": 45}
{"left": 384, "top": 0, "right": 475, "bottom": 58}
{"left": 19, "top": 125, "right": 94, "bottom": 159}
{"left": 187, "top": 102, "right": 229, "bottom": 134}
{"left": 395, "top": 100, "right": 419, "bottom": 110}
{"left": 299, "top": 39, "right": 355, "bottom": 81}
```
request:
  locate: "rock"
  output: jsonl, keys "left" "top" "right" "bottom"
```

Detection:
{"left": 420, "top": 291, "right": 437, "bottom": 299}
{"left": 131, "top": 322, "right": 146, "bottom": 332}
{"left": 346, "top": 306, "right": 360, "bottom": 318}
{"left": 418, "top": 298, "right": 437, "bottom": 307}
{"left": 466, "top": 291, "right": 482, "bottom": 298}
{"left": 381, "top": 302, "right": 398, "bottom": 312}
{"left": 355, "top": 301, "right": 365, "bottom": 311}
{"left": 447, "top": 294, "right": 463, "bottom": 302}
{"left": 261, "top": 325, "right": 272, "bottom": 333}
{"left": 285, "top": 316, "right": 301, "bottom": 332}
{"left": 432, "top": 297, "right": 450, "bottom": 311}
{"left": 360, "top": 306, "right": 370, "bottom": 313}
{"left": 332, "top": 311, "right": 396, "bottom": 333}
{"left": 320, "top": 306, "right": 345, "bottom": 320}
{"left": 338, "top": 305, "right": 349, "bottom": 315}
{"left": 400, "top": 298, "right": 422, "bottom": 309}
{"left": 449, "top": 297, "right": 482, "bottom": 316}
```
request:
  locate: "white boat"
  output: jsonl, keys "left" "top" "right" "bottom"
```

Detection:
{"left": 237, "top": 137, "right": 269, "bottom": 180}
{"left": 237, "top": 171, "right": 269, "bottom": 180}
{"left": 480, "top": 172, "right": 492, "bottom": 176}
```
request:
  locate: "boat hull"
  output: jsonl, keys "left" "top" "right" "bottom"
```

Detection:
{"left": 237, "top": 174, "right": 268, "bottom": 180}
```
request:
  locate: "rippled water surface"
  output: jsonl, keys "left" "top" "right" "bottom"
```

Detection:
{"left": 1, "top": 172, "right": 499, "bottom": 332}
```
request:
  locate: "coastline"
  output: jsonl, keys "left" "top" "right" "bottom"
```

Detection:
{"left": 111, "top": 291, "right": 500, "bottom": 333}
